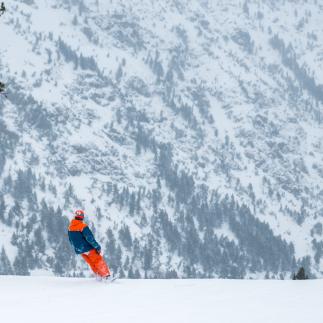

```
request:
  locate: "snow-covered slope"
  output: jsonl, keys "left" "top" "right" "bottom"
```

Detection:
{"left": 0, "top": 0, "right": 322, "bottom": 278}
{"left": 1, "top": 276, "right": 323, "bottom": 323}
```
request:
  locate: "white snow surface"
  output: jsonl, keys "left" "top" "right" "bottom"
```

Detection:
{"left": 0, "top": 276, "right": 322, "bottom": 323}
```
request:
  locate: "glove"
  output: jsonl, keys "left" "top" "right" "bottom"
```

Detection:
{"left": 96, "top": 247, "right": 101, "bottom": 254}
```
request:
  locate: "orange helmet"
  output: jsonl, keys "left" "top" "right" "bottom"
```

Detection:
{"left": 74, "top": 209, "right": 85, "bottom": 219}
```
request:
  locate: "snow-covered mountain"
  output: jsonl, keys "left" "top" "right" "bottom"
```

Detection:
{"left": 0, "top": 0, "right": 322, "bottom": 278}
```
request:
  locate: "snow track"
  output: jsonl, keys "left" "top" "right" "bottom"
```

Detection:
{"left": 0, "top": 276, "right": 322, "bottom": 323}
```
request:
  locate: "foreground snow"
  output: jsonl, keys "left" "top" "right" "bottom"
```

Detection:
{"left": 0, "top": 276, "right": 322, "bottom": 323}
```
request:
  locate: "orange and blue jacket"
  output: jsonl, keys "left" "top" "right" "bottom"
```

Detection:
{"left": 68, "top": 219, "right": 101, "bottom": 254}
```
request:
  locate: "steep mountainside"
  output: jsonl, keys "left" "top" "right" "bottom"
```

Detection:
{"left": 0, "top": 0, "right": 322, "bottom": 278}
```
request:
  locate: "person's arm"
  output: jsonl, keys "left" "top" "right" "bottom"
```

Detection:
{"left": 82, "top": 226, "right": 101, "bottom": 252}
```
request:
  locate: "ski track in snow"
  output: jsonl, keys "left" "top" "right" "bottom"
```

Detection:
{"left": 0, "top": 276, "right": 322, "bottom": 323}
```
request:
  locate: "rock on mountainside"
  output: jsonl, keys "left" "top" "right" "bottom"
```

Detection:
{"left": 0, "top": 0, "right": 322, "bottom": 278}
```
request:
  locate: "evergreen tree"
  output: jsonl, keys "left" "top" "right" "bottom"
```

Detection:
{"left": 119, "top": 225, "right": 132, "bottom": 250}
{"left": 24, "top": 240, "right": 36, "bottom": 271}
{"left": 105, "top": 229, "right": 122, "bottom": 273}
{"left": 0, "top": 2, "right": 5, "bottom": 16}
{"left": 0, "top": 81, "right": 5, "bottom": 95}
{"left": 0, "top": 195, "right": 6, "bottom": 223}
{"left": 293, "top": 267, "right": 308, "bottom": 280}
{"left": 143, "top": 240, "right": 153, "bottom": 278}
{"left": 3, "top": 175, "right": 12, "bottom": 193}
{"left": 13, "top": 169, "right": 33, "bottom": 201}
{"left": 165, "top": 269, "right": 178, "bottom": 279}
{"left": 13, "top": 248, "right": 29, "bottom": 276}
{"left": 135, "top": 190, "right": 141, "bottom": 214}
{"left": 53, "top": 240, "right": 75, "bottom": 276}
{"left": 96, "top": 207, "right": 103, "bottom": 221}
{"left": 7, "top": 202, "right": 23, "bottom": 226}
{"left": 0, "top": 247, "right": 13, "bottom": 275}
{"left": 129, "top": 192, "right": 136, "bottom": 216}
{"left": 134, "top": 269, "right": 141, "bottom": 278}
{"left": 34, "top": 226, "right": 46, "bottom": 254}
{"left": 128, "top": 266, "right": 135, "bottom": 278}
{"left": 115, "top": 64, "right": 123, "bottom": 82}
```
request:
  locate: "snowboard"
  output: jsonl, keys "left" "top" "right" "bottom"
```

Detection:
{"left": 107, "top": 275, "right": 118, "bottom": 283}
{"left": 96, "top": 274, "right": 118, "bottom": 284}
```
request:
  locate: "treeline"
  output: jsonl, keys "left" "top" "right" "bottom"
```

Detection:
{"left": 270, "top": 34, "right": 323, "bottom": 104}
{"left": 0, "top": 156, "right": 301, "bottom": 278}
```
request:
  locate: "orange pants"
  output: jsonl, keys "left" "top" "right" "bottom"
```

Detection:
{"left": 81, "top": 249, "right": 111, "bottom": 277}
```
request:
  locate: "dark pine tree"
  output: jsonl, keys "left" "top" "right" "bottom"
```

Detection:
{"left": 13, "top": 248, "right": 30, "bottom": 276}
{"left": 0, "top": 81, "right": 5, "bottom": 95}
{"left": 293, "top": 267, "right": 308, "bottom": 280}
{"left": 0, "top": 246, "right": 13, "bottom": 275}
{"left": 0, "top": 2, "right": 5, "bottom": 16}
{"left": 0, "top": 195, "right": 6, "bottom": 223}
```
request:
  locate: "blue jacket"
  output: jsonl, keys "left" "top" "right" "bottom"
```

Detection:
{"left": 68, "top": 219, "right": 101, "bottom": 254}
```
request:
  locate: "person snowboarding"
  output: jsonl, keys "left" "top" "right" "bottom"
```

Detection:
{"left": 68, "top": 210, "right": 113, "bottom": 280}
